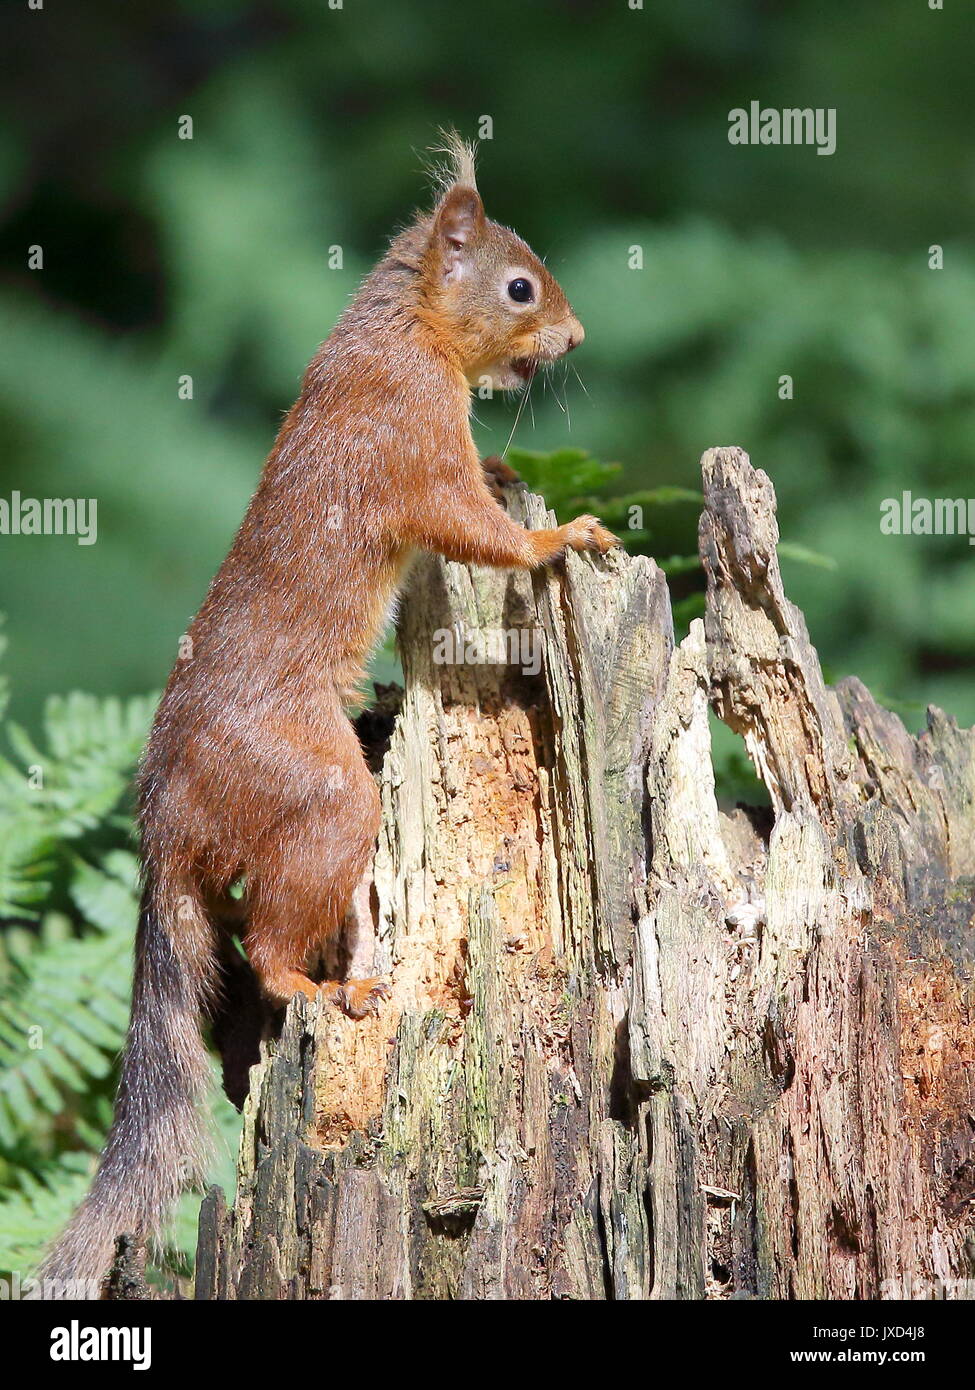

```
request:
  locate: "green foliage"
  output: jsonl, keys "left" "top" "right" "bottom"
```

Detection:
{"left": 508, "top": 446, "right": 843, "bottom": 632}
{"left": 1, "top": 0, "right": 973, "bottom": 733}
{"left": 0, "top": 1060, "right": 242, "bottom": 1277}
{"left": 0, "top": 652, "right": 240, "bottom": 1278}
{"left": 0, "top": 638, "right": 157, "bottom": 920}
{"left": 0, "top": 1156, "right": 94, "bottom": 1274}
{"left": 508, "top": 446, "right": 702, "bottom": 559}
{"left": 0, "top": 886, "right": 134, "bottom": 1148}
{"left": 709, "top": 714, "right": 770, "bottom": 812}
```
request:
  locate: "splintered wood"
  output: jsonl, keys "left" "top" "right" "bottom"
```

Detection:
{"left": 194, "top": 448, "right": 975, "bottom": 1301}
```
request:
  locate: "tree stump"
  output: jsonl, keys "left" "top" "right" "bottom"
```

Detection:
{"left": 194, "top": 447, "right": 975, "bottom": 1301}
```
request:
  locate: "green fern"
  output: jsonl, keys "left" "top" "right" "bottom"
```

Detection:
{"left": 0, "top": 1154, "right": 94, "bottom": 1273}
{"left": 0, "top": 709, "right": 153, "bottom": 921}
{"left": 0, "top": 891, "right": 134, "bottom": 1149}
{"left": 0, "top": 640, "right": 242, "bottom": 1278}
{"left": 0, "top": 690, "right": 157, "bottom": 919}
{"left": 0, "top": 672, "right": 152, "bottom": 1167}
{"left": 0, "top": 1066, "right": 241, "bottom": 1278}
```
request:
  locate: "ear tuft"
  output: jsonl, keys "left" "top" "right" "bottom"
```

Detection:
{"left": 433, "top": 185, "right": 484, "bottom": 281}
{"left": 428, "top": 128, "right": 478, "bottom": 195}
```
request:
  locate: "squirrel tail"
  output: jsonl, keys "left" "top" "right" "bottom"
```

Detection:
{"left": 37, "top": 878, "right": 216, "bottom": 1296}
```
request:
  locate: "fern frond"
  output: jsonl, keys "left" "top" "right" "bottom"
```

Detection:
{"left": 0, "top": 688, "right": 155, "bottom": 916}
{"left": 0, "top": 862, "right": 137, "bottom": 1146}
{"left": 0, "top": 1154, "right": 93, "bottom": 1273}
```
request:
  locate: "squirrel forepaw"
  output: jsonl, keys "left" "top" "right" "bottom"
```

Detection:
{"left": 564, "top": 515, "right": 619, "bottom": 555}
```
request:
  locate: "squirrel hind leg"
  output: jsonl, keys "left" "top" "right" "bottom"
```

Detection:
{"left": 258, "top": 965, "right": 320, "bottom": 1005}
{"left": 243, "top": 768, "right": 382, "bottom": 1014}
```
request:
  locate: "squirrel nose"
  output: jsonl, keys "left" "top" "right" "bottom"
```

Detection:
{"left": 565, "top": 317, "right": 585, "bottom": 352}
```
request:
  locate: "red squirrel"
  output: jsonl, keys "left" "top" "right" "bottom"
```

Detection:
{"left": 41, "top": 135, "right": 617, "bottom": 1289}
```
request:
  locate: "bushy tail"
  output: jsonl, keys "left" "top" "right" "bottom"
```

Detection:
{"left": 38, "top": 882, "right": 216, "bottom": 1296}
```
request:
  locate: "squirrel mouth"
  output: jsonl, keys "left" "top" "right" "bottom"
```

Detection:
{"left": 511, "top": 357, "right": 538, "bottom": 383}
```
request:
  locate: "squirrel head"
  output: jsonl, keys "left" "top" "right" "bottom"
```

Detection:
{"left": 416, "top": 137, "right": 584, "bottom": 392}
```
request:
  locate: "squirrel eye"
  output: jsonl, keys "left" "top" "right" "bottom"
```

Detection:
{"left": 507, "top": 277, "right": 534, "bottom": 304}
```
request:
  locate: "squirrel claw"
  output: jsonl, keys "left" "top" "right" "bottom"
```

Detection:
{"left": 565, "top": 515, "right": 619, "bottom": 556}
{"left": 327, "top": 976, "right": 392, "bottom": 1020}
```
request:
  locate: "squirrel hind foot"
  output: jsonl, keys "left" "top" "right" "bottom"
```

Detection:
{"left": 256, "top": 969, "right": 391, "bottom": 1018}
{"left": 322, "top": 976, "right": 392, "bottom": 1020}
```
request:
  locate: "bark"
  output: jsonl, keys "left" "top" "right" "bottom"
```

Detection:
{"left": 194, "top": 447, "right": 975, "bottom": 1301}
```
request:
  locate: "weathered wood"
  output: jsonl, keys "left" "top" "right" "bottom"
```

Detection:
{"left": 194, "top": 447, "right": 975, "bottom": 1300}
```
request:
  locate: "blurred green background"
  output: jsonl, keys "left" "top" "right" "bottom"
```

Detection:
{"left": 1, "top": 0, "right": 973, "bottom": 726}
{"left": 0, "top": 0, "right": 972, "bottom": 1280}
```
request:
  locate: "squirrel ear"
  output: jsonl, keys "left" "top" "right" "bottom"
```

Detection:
{"left": 433, "top": 185, "right": 484, "bottom": 282}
